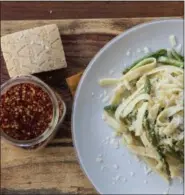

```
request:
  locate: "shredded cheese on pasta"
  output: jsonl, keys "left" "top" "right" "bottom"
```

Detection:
{"left": 100, "top": 49, "right": 184, "bottom": 181}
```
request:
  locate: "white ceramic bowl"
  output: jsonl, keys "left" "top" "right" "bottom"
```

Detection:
{"left": 72, "top": 19, "right": 183, "bottom": 194}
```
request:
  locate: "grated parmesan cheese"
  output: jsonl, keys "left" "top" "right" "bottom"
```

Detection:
{"left": 130, "top": 171, "right": 135, "bottom": 177}
{"left": 175, "top": 44, "right": 182, "bottom": 53}
{"left": 169, "top": 34, "right": 177, "bottom": 47}
{"left": 113, "top": 164, "right": 119, "bottom": 170}
{"left": 122, "top": 177, "right": 127, "bottom": 183}
{"left": 102, "top": 95, "right": 110, "bottom": 103}
{"left": 173, "top": 115, "right": 183, "bottom": 127}
{"left": 126, "top": 49, "right": 131, "bottom": 56}
{"left": 102, "top": 114, "right": 106, "bottom": 121}
{"left": 113, "top": 175, "right": 121, "bottom": 181}
{"left": 134, "top": 155, "right": 141, "bottom": 162}
{"left": 99, "top": 93, "right": 103, "bottom": 99}
{"left": 143, "top": 47, "right": 150, "bottom": 54}
{"left": 144, "top": 165, "right": 152, "bottom": 175}
{"left": 96, "top": 157, "right": 103, "bottom": 163}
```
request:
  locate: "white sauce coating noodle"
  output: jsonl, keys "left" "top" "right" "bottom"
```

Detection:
{"left": 99, "top": 50, "right": 184, "bottom": 181}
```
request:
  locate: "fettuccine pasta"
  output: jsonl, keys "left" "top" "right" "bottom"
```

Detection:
{"left": 99, "top": 48, "right": 184, "bottom": 182}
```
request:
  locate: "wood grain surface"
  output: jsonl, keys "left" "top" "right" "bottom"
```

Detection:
{"left": 1, "top": 1, "right": 183, "bottom": 20}
{"left": 1, "top": 18, "right": 178, "bottom": 140}
{"left": 1, "top": 2, "right": 184, "bottom": 194}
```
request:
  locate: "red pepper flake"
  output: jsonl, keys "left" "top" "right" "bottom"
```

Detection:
{"left": 0, "top": 83, "right": 53, "bottom": 140}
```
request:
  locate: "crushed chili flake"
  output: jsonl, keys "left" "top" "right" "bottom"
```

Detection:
{"left": 0, "top": 83, "right": 53, "bottom": 140}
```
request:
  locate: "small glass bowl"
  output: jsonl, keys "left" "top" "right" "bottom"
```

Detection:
{"left": 0, "top": 75, "right": 66, "bottom": 151}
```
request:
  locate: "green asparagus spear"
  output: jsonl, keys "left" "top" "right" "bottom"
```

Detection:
{"left": 144, "top": 117, "right": 158, "bottom": 146}
{"left": 144, "top": 76, "right": 151, "bottom": 94}
{"left": 171, "top": 49, "right": 184, "bottom": 62}
{"left": 144, "top": 111, "right": 171, "bottom": 180}
{"left": 158, "top": 56, "right": 184, "bottom": 68}
{"left": 167, "top": 49, "right": 173, "bottom": 59}
{"left": 157, "top": 147, "right": 171, "bottom": 180}
{"left": 122, "top": 49, "right": 167, "bottom": 74}
{"left": 104, "top": 105, "right": 118, "bottom": 115}
{"left": 161, "top": 143, "right": 184, "bottom": 164}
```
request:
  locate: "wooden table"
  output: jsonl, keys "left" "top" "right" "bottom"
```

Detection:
{"left": 1, "top": 2, "right": 184, "bottom": 195}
